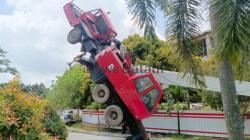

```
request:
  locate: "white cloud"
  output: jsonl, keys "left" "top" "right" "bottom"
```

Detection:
{"left": 0, "top": 0, "right": 212, "bottom": 87}
{"left": 0, "top": 0, "right": 140, "bottom": 86}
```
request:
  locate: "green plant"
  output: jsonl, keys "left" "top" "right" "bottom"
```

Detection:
{"left": 47, "top": 64, "right": 94, "bottom": 110}
{"left": 86, "top": 102, "right": 105, "bottom": 111}
{"left": 122, "top": 34, "right": 176, "bottom": 71}
{"left": 42, "top": 106, "right": 68, "bottom": 140}
{"left": 202, "top": 91, "right": 223, "bottom": 111}
{"left": 173, "top": 103, "right": 188, "bottom": 110}
{"left": 0, "top": 78, "right": 48, "bottom": 139}
{"left": 159, "top": 103, "right": 169, "bottom": 110}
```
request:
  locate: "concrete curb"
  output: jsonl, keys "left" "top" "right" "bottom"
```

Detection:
{"left": 67, "top": 127, "right": 130, "bottom": 138}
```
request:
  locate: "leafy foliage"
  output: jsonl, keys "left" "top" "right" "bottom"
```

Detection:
{"left": 0, "top": 78, "right": 68, "bottom": 140}
{"left": 202, "top": 91, "right": 223, "bottom": 111}
{"left": 210, "top": 0, "right": 250, "bottom": 79}
{"left": 166, "top": 0, "right": 205, "bottom": 86}
{"left": 0, "top": 78, "right": 47, "bottom": 139}
{"left": 122, "top": 34, "right": 250, "bottom": 112}
{"left": 123, "top": 34, "right": 176, "bottom": 70}
{"left": 173, "top": 103, "right": 189, "bottom": 110}
{"left": 86, "top": 102, "right": 106, "bottom": 111}
{"left": 126, "top": 0, "right": 205, "bottom": 86}
{"left": 126, "top": 0, "right": 156, "bottom": 39}
{"left": 47, "top": 64, "right": 94, "bottom": 109}
{"left": 200, "top": 48, "right": 217, "bottom": 77}
{"left": 43, "top": 106, "right": 68, "bottom": 140}
{"left": 200, "top": 48, "right": 250, "bottom": 81}
{"left": 154, "top": 0, "right": 171, "bottom": 14}
{"left": 21, "top": 83, "right": 49, "bottom": 98}
{"left": 0, "top": 47, "right": 18, "bottom": 75}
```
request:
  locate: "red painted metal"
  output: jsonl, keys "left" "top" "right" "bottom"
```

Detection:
{"left": 64, "top": 2, "right": 163, "bottom": 122}
{"left": 63, "top": 2, "right": 117, "bottom": 40}
{"left": 96, "top": 46, "right": 163, "bottom": 120}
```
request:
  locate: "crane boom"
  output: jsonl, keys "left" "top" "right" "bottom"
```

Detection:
{"left": 138, "top": 66, "right": 250, "bottom": 96}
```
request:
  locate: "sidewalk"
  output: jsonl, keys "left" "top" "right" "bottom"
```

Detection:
{"left": 67, "top": 127, "right": 130, "bottom": 138}
{"left": 67, "top": 127, "right": 172, "bottom": 140}
{"left": 68, "top": 132, "right": 124, "bottom": 140}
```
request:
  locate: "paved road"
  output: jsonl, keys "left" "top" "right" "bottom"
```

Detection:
{"left": 68, "top": 132, "right": 125, "bottom": 140}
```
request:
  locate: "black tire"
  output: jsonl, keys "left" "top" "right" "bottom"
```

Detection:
{"left": 104, "top": 105, "right": 123, "bottom": 126}
{"left": 92, "top": 84, "right": 110, "bottom": 104}
{"left": 67, "top": 27, "right": 82, "bottom": 44}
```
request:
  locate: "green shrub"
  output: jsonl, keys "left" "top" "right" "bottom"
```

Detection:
{"left": 43, "top": 106, "right": 68, "bottom": 140}
{"left": 0, "top": 79, "right": 48, "bottom": 139}
{"left": 157, "top": 103, "right": 171, "bottom": 110}
{"left": 173, "top": 103, "right": 188, "bottom": 110}
{"left": 202, "top": 91, "right": 223, "bottom": 110}
{"left": 86, "top": 102, "right": 105, "bottom": 111}
{"left": 0, "top": 78, "right": 69, "bottom": 140}
{"left": 160, "top": 103, "right": 170, "bottom": 110}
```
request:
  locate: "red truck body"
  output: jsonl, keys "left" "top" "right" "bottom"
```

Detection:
{"left": 96, "top": 46, "right": 163, "bottom": 120}
{"left": 63, "top": 2, "right": 117, "bottom": 40}
{"left": 64, "top": 1, "right": 163, "bottom": 121}
{"left": 64, "top": 2, "right": 163, "bottom": 139}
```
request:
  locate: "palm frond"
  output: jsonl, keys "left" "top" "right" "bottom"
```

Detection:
{"left": 126, "top": 0, "right": 156, "bottom": 39}
{"left": 210, "top": 0, "right": 250, "bottom": 79}
{"left": 154, "top": 0, "right": 172, "bottom": 15}
{"left": 166, "top": 0, "right": 205, "bottom": 86}
{"left": 234, "top": 46, "right": 250, "bottom": 80}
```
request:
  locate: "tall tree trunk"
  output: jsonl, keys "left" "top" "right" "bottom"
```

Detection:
{"left": 217, "top": 55, "right": 245, "bottom": 140}
{"left": 209, "top": 3, "right": 245, "bottom": 139}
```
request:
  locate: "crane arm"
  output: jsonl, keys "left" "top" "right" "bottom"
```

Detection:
{"left": 138, "top": 66, "right": 250, "bottom": 96}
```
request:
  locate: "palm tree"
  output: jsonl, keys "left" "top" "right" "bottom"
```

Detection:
{"left": 209, "top": 1, "right": 250, "bottom": 139}
{"left": 126, "top": 0, "right": 250, "bottom": 139}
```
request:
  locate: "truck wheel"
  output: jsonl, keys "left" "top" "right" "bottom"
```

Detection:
{"left": 92, "top": 84, "right": 110, "bottom": 104}
{"left": 67, "top": 27, "right": 82, "bottom": 44}
{"left": 104, "top": 105, "right": 123, "bottom": 126}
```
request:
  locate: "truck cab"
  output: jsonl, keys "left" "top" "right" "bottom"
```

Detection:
{"left": 95, "top": 46, "right": 163, "bottom": 120}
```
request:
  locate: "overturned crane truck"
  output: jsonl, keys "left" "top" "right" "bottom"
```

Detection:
{"left": 63, "top": 2, "right": 163, "bottom": 140}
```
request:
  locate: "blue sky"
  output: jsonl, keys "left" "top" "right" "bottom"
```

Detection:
{"left": 0, "top": 0, "right": 13, "bottom": 15}
{"left": 0, "top": 0, "right": 209, "bottom": 87}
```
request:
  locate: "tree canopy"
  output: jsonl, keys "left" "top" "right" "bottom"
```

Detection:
{"left": 47, "top": 64, "right": 94, "bottom": 110}
{"left": 123, "top": 34, "right": 176, "bottom": 71}
{"left": 21, "top": 83, "right": 49, "bottom": 98}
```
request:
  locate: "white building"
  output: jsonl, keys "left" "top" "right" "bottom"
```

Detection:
{"left": 197, "top": 31, "right": 213, "bottom": 59}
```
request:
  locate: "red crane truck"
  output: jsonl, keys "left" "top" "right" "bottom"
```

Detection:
{"left": 63, "top": 2, "right": 163, "bottom": 139}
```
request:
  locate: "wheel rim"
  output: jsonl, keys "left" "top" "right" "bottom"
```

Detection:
{"left": 92, "top": 84, "right": 110, "bottom": 104}
{"left": 104, "top": 105, "right": 123, "bottom": 126}
{"left": 98, "top": 90, "right": 105, "bottom": 98}
{"left": 111, "top": 111, "right": 118, "bottom": 120}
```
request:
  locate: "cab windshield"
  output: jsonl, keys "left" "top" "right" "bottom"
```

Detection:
{"left": 135, "top": 77, "right": 153, "bottom": 93}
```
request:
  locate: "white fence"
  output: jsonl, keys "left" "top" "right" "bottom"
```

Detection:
{"left": 81, "top": 110, "right": 250, "bottom": 138}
